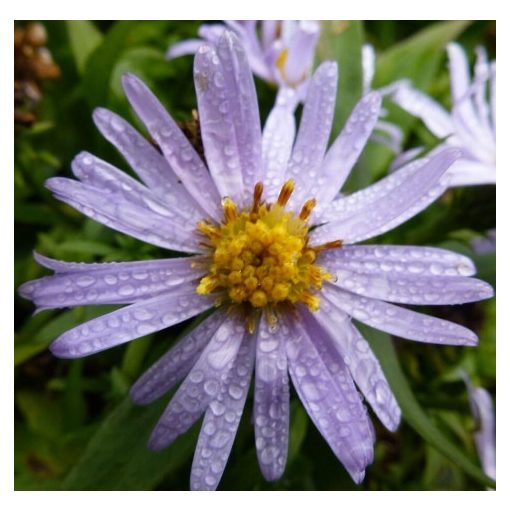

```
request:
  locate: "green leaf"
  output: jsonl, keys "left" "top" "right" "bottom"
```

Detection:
{"left": 66, "top": 21, "right": 103, "bottom": 74}
{"left": 360, "top": 324, "right": 495, "bottom": 488}
{"left": 316, "top": 21, "right": 364, "bottom": 138}
{"left": 61, "top": 397, "right": 197, "bottom": 490}
{"left": 82, "top": 21, "right": 139, "bottom": 106}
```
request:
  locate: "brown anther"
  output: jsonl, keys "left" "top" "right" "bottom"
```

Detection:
{"left": 277, "top": 180, "right": 295, "bottom": 207}
{"left": 222, "top": 197, "right": 237, "bottom": 222}
{"left": 251, "top": 182, "right": 264, "bottom": 214}
{"left": 299, "top": 198, "right": 317, "bottom": 221}
{"left": 312, "top": 239, "right": 343, "bottom": 253}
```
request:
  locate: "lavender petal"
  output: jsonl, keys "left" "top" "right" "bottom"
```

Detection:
{"left": 130, "top": 311, "right": 226, "bottom": 405}
{"left": 19, "top": 255, "right": 202, "bottom": 309}
{"left": 46, "top": 177, "right": 201, "bottom": 253}
{"left": 148, "top": 314, "right": 245, "bottom": 451}
{"left": 316, "top": 92, "right": 382, "bottom": 205}
{"left": 166, "top": 39, "right": 204, "bottom": 60}
{"left": 261, "top": 103, "right": 296, "bottom": 201}
{"left": 286, "top": 62, "right": 337, "bottom": 208}
{"left": 322, "top": 284, "right": 478, "bottom": 346}
{"left": 254, "top": 316, "right": 289, "bottom": 481}
{"left": 312, "top": 148, "right": 459, "bottom": 245}
{"left": 305, "top": 307, "right": 399, "bottom": 431}
{"left": 190, "top": 330, "right": 255, "bottom": 490}
{"left": 392, "top": 84, "right": 453, "bottom": 139}
{"left": 92, "top": 108, "right": 204, "bottom": 220}
{"left": 49, "top": 283, "right": 214, "bottom": 358}
{"left": 121, "top": 73, "right": 222, "bottom": 220}
{"left": 285, "top": 316, "right": 374, "bottom": 484}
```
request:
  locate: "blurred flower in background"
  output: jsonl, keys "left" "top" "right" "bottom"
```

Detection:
{"left": 392, "top": 43, "right": 496, "bottom": 187}
{"left": 168, "top": 20, "right": 320, "bottom": 110}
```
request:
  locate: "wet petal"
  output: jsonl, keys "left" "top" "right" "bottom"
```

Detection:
{"left": 196, "top": 32, "right": 262, "bottom": 203}
{"left": 322, "top": 284, "right": 479, "bottom": 346}
{"left": 166, "top": 39, "right": 203, "bottom": 59}
{"left": 19, "top": 255, "right": 202, "bottom": 309}
{"left": 285, "top": 316, "right": 374, "bottom": 484}
{"left": 326, "top": 269, "right": 492, "bottom": 306}
{"left": 315, "top": 92, "right": 382, "bottom": 205}
{"left": 261, "top": 103, "right": 296, "bottom": 201}
{"left": 46, "top": 177, "right": 201, "bottom": 253}
{"left": 286, "top": 61, "right": 337, "bottom": 208}
{"left": 121, "top": 73, "right": 222, "bottom": 220}
{"left": 49, "top": 283, "right": 214, "bottom": 358}
{"left": 254, "top": 316, "right": 289, "bottom": 481}
{"left": 303, "top": 308, "right": 400, "bottom": 432}
{"left": 131, "top": 311, "right": 226, "bottom": 405}
{"left": 392, "top": 84, "right": 453, "bottom": 138}
{"left": 92, "top": 108, "right": 203, "bottom": 220}
{"left": 190, "top": 330, "right": 255, "bottom": 490}
{"left": 148, "top": 314, "right": 245, "bottom": 451}
{"left": 319, "top": 245, "right": 477, "bottom": 278}
{"left": 362, "top": 44, "right": 375, "bottom": 93}
{"left": 312, "top": 148, "right": 459, "bottom": 245}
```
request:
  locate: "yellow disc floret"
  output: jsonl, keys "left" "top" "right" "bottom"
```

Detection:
{"left": 196, "top": 180, "right": 341, "bottom": 312}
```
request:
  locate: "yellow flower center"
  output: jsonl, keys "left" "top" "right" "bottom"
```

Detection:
{"left": 196, "top": 180, "right": 341, "bottom": 315}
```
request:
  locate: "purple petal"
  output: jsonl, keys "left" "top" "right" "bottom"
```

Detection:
{"left": 285, "top": 316, "right": 374, "bottom": 484}
{"left": 325, "top": 267, "right": 492, "bottom": 306}
{"left": 490, "top": 62, "right": 496, "bottom": 128}
{"left": 194, "top": 33, "right": 262, "bottom": 204}
{"left": 389, "top": 147, "right": 424, "bottom": 172}
{"left": 315, "top": 92, "right": 382, "bottom": 205}
{"left": 319, "top": 244, "right": 477, "bottom": 278}
{"left": 283, "top": 21, "right": 320, "bottom": 85}
{"left": 19, "top": 255, "right": 202, "bottom": 309}
{"left": 447, "top": 159, "right": 496, "bottom": 187}
{"left": 285, "top": 61, "right": 337, "bottom": 208}
{"left": 49, "top": 283, "right": 214, "bottom": 358}
{"left": 254, "top": 316, "right": 289, "bottom": 481}
{"left": 303, "top": 308, "right": 400, "bottom": 432}
{"left": 71, "top": 151, "right": 201, "bottom": 230}
{"left": 392, "top": 84, "right": 453, "bottom": 139}
{"left": 148, "top": 314, "right": 245, "bottom": 451}
{"left": 92, "top": 108, "right": 204, "bottom": 220}
{"left": 312, "top": 148, "right": 459, "bottom": 245}
{"left": 46, "top": 176, "right": 201, "bottom": 253}
{"left": 131, "top": 311, "right": 226, "bottom": 405}
{"left": 190, "top": 330, "right": 255, "bottom": 490}
{"left": 321, "top": 284, "right": 478, "bottom": 346}
{"left": 166, "top": 39, "right": 204, "bottom": 60}
{"left": 464, "top": 378, "right": 496, "bottom": 481}
{"left": 261, "top": 102, "right": 296, "bottom": 201}
{"left": 121, "top": 73, "right": 222, "bottom": 220}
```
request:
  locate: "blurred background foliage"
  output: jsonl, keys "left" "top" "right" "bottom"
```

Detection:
{"left": 14, "top": 20, "right": 495, "bottom": 490}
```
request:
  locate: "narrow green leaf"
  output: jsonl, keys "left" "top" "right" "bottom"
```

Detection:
{"left": 82, "top": 21, "right": 139, "bottom": 106}
{"left": 61, "top": 397, "right": 197, "bottom": 490}
{"left": 360, "top": 324, "right": 495, "bottom": 488}
{"left": 316, "top": 20, "right": 364, "bottom": 137}
{"left": 66, "top": 21, "right": 103, "bottom": 74}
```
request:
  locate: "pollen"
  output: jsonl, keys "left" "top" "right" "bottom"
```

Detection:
{"left": 196, "top": 180, "right": 342, "bottom": 312}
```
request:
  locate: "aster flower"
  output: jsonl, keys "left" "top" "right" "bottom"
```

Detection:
{"left": 392, "top": 43, "right": 496, "bottom": 187}
{"left": 167, "top": 20, "right": 320, "bottom": 110}
{"left": 20, "top": 31, "right": 493, "bottom": 490}
{"left": 463, "top": 375, "right": 496, "bottom": 481}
